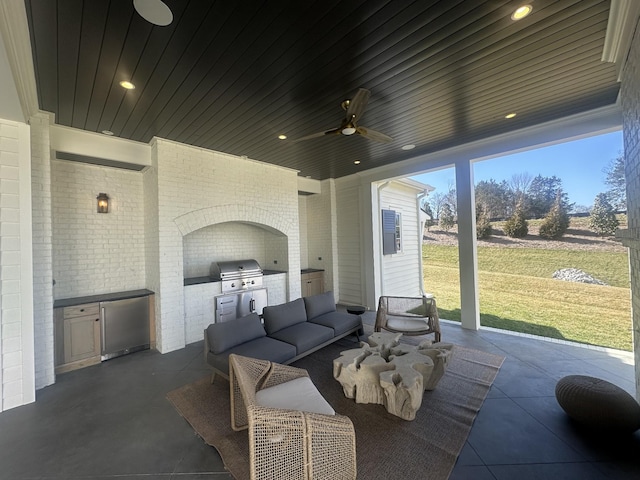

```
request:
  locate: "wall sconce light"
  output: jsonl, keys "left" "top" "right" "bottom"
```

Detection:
{"left": 97, "top": 193, "right": 110, "bottom": 213}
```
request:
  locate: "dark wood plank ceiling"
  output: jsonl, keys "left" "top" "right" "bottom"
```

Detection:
{"left": 24, "top": 0, "right": 619, "bottom": 180}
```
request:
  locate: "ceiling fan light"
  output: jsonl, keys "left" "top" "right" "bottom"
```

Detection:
{"left": 342, "top": 127, "right": 356, "bottom": 135}
{"left": 133, "top": 0, "right": 173, "bottom": 26}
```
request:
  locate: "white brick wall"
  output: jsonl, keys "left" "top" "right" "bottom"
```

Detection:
{"left": 30, "top": 113, "right": 54, "bottom": 389}
{"left": 183, "top": 282, "right": 220, "bottom": 344}
{"left": 298, "top": 196, "right": 309, "bottom": 268}
{"left": 0, "top": 118, "right": 35, "bottom": 411}
{"left": 263, "top": 273, "right": 287, "bottom": 306}
{"left": 143, "top": 152, "right": 161, "bottom": 349}
{"left": 51, "top": 160, "right": 146, "bottom": 299}
{"left": 151, "top": 139, "right": 301, "bottom": 353}
{"left": 183, "top": 223, "right": 288, "bottom": 278}
{"left": 620, "top": 18, "right": 640, "bottom": 401}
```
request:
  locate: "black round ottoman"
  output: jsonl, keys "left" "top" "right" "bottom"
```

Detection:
{"left": 346, "top": 306, "right": 366, "bottom": 316}
{"left": 555, "top": 375, "right": 640, "bottom": 432}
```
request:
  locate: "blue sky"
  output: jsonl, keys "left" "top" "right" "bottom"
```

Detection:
{"left": 411, "top": 130, "right": 624, "bottom": 208}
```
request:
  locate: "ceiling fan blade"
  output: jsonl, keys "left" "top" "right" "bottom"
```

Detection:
{"left": 346, "top": 88, "right": 371, "bottom": 121}
{"left": 356, "top": 126, "right": 393, "bottom": 143}
{"left": 291, "top": 128, "right": 340, "bottom": 142}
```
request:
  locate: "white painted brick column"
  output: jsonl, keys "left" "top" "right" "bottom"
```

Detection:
{"left": 0, "top": 118, "right": 35, "bottom": 411}
{"left": 30, "top": 113, "right": 55, "bottom": 389}
{"left": 619, "top": 18, "right": 640, "bottom": 402}
{"left": 151, "top": 139, "right": 301, "bottom": 353}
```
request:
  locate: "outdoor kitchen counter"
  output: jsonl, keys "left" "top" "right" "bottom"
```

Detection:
{"left": 184, "top": 270, "right": 287, "bottom": 286}
{"left": 53, "top": 289, "right": 155, "bottom": 308}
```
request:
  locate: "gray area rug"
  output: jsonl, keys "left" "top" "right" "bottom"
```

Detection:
{"left": 167, "top": 338, "right": 504, "bottom": 480}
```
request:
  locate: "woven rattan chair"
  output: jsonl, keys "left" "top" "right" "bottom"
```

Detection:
{"left": 229, "top": 354, "right": 357, "bottom": 480}
{"left": 374, "top": 295, "right": 442, "bottom": 342}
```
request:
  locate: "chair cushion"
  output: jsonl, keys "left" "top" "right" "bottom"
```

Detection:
{"left": 309, "top": 311, "right": 361, "bottom": 335}
{"left": 268, "top": 322, "right": 334, "bottom": 354}
{"left": 387, "top": 317, "right": 431, "bottom": 333}
{"left": 304, "top": 291, "right": 336, "bottom": 319}
{"left": 255, "top": 376, "right": 335, "bottom": 416}
{"left": 262, "top": 298, "right": 308, "bottom": 335}
{"left": 206, "top": 313, "right": 266, "bottom": 354}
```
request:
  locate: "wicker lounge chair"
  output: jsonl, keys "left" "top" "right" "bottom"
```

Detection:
{"left": 229, "top": 354, "right": 357, "bottom": 480}
{"left": 374, "top": 295, "right": 442, "bottom": 342}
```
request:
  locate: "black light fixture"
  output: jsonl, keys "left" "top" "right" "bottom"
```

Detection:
{"left": 97, "top": 193, "right": 109, "bottom": 213}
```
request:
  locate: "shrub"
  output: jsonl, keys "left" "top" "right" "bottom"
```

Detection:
{"left": 439, "top": 203, "right": 455, "bottom": 231}
{"left": 539, "top": 193, "right": 570, "bottom": 239}
{"left": 476, "top": 204, "right": 492, "bottom": 239}
{"left": 504, "top": 203, "right": 529, "bottom": 238}
{"left": 589, "top": 193, "right": 619, "bottom": 236}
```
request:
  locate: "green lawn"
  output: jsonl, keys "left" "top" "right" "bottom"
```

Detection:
{"left": 423, "top": 245, "right": 633, "bottom": 351}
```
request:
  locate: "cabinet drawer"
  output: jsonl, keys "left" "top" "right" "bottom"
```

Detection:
{"left": 302, "top": 271, "right": 323, "bottom": 280}
{"left": 63, "top": 304, "right": 99, "bottom": 319}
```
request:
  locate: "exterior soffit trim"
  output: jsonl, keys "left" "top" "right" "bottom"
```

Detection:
{"left": 602, "top": 0, "right": 640, "bottom": 81}
{"left": 0, "top": 0, "right": 39, "bottom": 121}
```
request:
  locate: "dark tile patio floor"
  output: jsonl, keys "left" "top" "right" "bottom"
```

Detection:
{"left": 0, "top": 314, "right": 637, "bottom": 479}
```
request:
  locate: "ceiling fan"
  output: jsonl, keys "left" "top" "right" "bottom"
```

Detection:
{"left": 294, "top": 88, "right": 393, "bottom": 143}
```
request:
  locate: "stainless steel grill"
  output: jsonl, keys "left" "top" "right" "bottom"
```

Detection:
{"left": 210, "top": 259, "right": 263, "bottom": 293}
{"left": 211, "top": 259, "right": 267, "bottom": 322}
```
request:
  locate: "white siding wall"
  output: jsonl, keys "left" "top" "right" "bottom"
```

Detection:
{"left": 335, "top": 182, "right": 364, "bottom": 305}
{"left": 380, "top": 182, "right": 421, "bottom": 297}
{"left": 0, "top": 118, "right": 34, "bottom": 411}
{"left": 305, "top": 180, "right": 337, "bottom": 295}
{"left": 50, "top": 160, "right": 146, "bottom": 299}
{"left": 151, "top": 139, "right": 300, "bottom": 354}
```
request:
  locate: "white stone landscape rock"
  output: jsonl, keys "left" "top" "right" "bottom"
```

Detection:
{"left": 552, "top": 268, "right": 607, "bottom": 286}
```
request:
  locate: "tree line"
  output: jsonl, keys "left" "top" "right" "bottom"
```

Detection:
{"left": 422, "top": 153, "right": 625, "bottom": 239}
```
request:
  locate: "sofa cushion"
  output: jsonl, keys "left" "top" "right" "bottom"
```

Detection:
{"left": 262, "top": 298, "right": 308, "bottom": 335}
{"left": 304, "top": 291, "right": 336, "bottom": 319}
{"left": 268, "top": 322, "right": 334, "bottom": 354}
{"left": 206, "top": 313, "right": 266, "bottom": 354}
{"left": 207, "top": 336, "right": 297, "bottom": 374}
{"left": 309, "top": 311, "right": 362, "bottom": 335}
{"left": 255, "top": 376, "right": 335, "bottom": 415}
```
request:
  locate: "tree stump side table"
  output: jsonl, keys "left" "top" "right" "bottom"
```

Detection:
{"left": 333, "top": 332, "right": 453, "bottom": 420}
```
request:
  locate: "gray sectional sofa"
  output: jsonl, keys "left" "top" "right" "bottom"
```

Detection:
{"left": 204, "top": 291, "right": 363, "bottom": 380}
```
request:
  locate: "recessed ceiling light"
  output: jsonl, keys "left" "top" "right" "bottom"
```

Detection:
{"left": 511, "top": 5, "right": 532, "bottom": 21}
{"left": 119, "top": 80, "right": 135, "bottom": 90}
{"left": 354, "top": 160, "right": 361, "bottom": 165}
{"left": 401, "top": 144, "right": 416, "bottom": 150}
{"left": 505, "top": 112, "right": 517, "bottom": 119}
{"left": 133, "top": 0, "right": 173, "bottom": 26}
{"left": 278, "top": 134, "right": 287, "bottom": 140}
{"left": 101, "top": 130, "right": 114, "bottom": 136}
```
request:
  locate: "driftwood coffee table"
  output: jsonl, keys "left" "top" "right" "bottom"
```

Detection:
{"left": 333, "top": 332, "right": 453, "bottom": 420}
